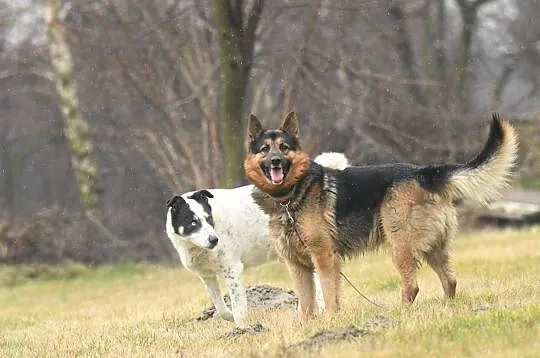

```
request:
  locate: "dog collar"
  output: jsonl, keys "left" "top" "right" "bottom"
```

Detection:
{"left": 277, "top": 193, "right": 293, "bottom": 204}
{"left": 269, "top": 185, "right": 296, "bottom": 204}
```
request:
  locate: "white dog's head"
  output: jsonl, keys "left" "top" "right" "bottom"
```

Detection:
{"left": 166, "top": 190, "right": 219, "bottom": 249}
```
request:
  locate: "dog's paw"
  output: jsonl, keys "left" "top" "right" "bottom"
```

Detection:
{"left": 219, "top": 310, "right": 235, "bottom": 322}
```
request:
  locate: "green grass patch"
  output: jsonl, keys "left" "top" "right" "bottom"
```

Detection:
{"left": 0, "top": 227, "right": 538, "bottom": 357}
{"left": 0, "top": 261, "right": 156, "bottom": 288}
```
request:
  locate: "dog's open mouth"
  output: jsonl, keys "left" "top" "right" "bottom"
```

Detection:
{"left": 262, "top": 164, "right": 288, "bottom": 185}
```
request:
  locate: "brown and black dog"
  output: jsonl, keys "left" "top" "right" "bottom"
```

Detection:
{"left": 244, "top": 112, "right": 518, "bottom": 318}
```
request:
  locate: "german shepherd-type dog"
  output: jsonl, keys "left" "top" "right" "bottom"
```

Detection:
{"left": 244, "top": 112, "right": 518, "bottom": 317}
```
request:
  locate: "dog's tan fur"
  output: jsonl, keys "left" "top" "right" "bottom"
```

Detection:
{"left": 244, "top": 150, "right": 311, "bottom": 196}
{"left": 379, "top": 180, "right": 459, "bottom": 302}
{"left": 245, "top": 112, "right": 518, "bottom": 318}
{"left": 440, "top": 119, "right": 517, "bottom": 205}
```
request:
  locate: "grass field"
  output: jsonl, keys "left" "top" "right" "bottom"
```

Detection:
{"left": 1, "top": 227, "right": 539, "bottom": 357}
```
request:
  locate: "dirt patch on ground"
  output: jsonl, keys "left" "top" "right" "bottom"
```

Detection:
{"left": 220, "top": 323, "right": 267, "bottom": 339}
{"left": 194, "top": 284, "right": 298, "bottom": 322}
{"left": 192, "top": 285, "right": 393, "bottom": 343}
{"left": 289, "top": 315, "right": 394, "bottom": 349}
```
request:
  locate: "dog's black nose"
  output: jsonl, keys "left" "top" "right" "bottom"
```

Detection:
{"left": 209, "top": 235, "right": 219, "bottom": 247}
{"left": 271, "top": 156, "right": 282, "bottom": 166}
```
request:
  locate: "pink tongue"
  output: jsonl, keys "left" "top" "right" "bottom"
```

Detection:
{"left": 270, "top": 168, "right": 284, "bottom": 183}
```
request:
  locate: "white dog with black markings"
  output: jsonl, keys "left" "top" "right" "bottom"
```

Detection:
{"left": 165, "top": 152, "right": 349, "bottom": 327}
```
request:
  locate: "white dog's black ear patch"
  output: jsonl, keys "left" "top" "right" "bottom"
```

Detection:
{"left": 188, "top": 190, "right": 214, "bottom": 225}
{"left": 189, "top": 190, "right": 213, "bottom": 211}
{"left": 191, "top": 190, "right": 214, "bottom": 200}
{"left": 167, "top": 195, "right": 201, "bottom": 236}
{"left": 200, "top": 189, "right": 214, "bottom": 198}
{"left": 166, "top": 195, "right": 183, "bottom": 207}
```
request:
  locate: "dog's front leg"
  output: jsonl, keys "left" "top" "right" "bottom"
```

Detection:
{"left": 199, "top": 275, "right": 234, "bottom": 322}
{"left": 285, "top": 259, "right": 315, "bottom": 319}
{"left": 311, "top": 248, "right": 341, "bottom": 313}
{"left": 313, "top": 271, "right": 326, "bottom": 313}
{"left": 222, "top": 261, "right": 247, "bottom": 328}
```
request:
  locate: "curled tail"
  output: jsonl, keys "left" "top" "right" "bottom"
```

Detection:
{"left": 440, "top": 113, "right": 519, "bottom": 205}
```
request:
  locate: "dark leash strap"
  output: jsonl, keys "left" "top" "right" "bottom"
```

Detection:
{"left": 280, "top": 200, "right": 387, "bottom": 310}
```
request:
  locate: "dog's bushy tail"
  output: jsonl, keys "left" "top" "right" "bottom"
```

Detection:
{"left": 436, "top": 113, "right": 518, "bottom": 205}
{"left": 314, "top": 152, "right": 350, "bottom": 170}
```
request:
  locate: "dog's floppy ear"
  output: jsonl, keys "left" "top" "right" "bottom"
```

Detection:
{"left": 198, "top": 189, "right": 214, "bottom": 199}
{"left": 166, "top": 195, "right": 183, "bottom": 207}
{"left": 281, "top": 111, "right": 300, "bottom": 138}
{"left": 190, "top": 189, "right": 214, "bottom": 201}
{"left": 248, "top": 114, "right": 264, "bottom": 142}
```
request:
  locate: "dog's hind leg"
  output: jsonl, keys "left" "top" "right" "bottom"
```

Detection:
{"left": 286, "top": 259, "right": 316, "bottom": 319}
{"left": 200, "top": 275, "right": 234, "bottom": 322}
{"left": 424, "top": 244, "right": 457, "bottom": 298}
{"left": 391, "top": 242, "right": 420, "bottom": 304}
{"left": 222, "top": 261, "right": 247, "bottom": 327}
{"left": 381, "top": 183, "right": 425, "bottom": 304}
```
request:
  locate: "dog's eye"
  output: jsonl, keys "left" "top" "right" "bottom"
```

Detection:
{"left": 280, "top": 143, "right": 290, "bottom": 152}
{"left": 259, "top": 145, "right": 269, "bottom": 153}
{"left": 191, "top": 220, "right": 198, "bottom": 227}
{"left": 170, "top": 207, "right": 176, "bottom": 214}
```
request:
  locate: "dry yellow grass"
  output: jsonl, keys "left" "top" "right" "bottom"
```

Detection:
{"left": 1, "top": 227, "right": 539, "bottom": 357}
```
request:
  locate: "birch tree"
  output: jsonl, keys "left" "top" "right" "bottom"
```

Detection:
{"left": 44, "top": 0, "right": 101, "bottom": 213}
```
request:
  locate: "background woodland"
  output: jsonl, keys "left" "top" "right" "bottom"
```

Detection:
{"left": 1, "top": 0, "right": 539, "bottom": 263}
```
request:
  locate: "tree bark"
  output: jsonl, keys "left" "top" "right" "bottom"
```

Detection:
{"left": 213, "top": 0, "right": 265, "bottom": 188}
{"left": 44, "top": 0, "right": 101, "bottom": 213}
{"left": 454, "top": 0, "right": 495, "bottom": 112}
{"left": 388, "top": 0, "right": 427, "bottom": 106}
{"left": 0, "top": 124, "right": 14, "bottom": 219}
{"left": 435, "top": 0, "right": 446, "bottom": 84}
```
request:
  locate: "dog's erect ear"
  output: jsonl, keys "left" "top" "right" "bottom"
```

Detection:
{"left": 281, "top": 111, "right": 300, "bottom": 138}
{"left": 166, "top": 195, "right": 183, "bottom": 207}
{"left": 189, "top": 189, "right": 214, "bottom": 202}
{"left": 248, "top": 114, "right": 264, "bottom": 142}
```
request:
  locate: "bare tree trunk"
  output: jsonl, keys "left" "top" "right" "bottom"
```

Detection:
{"left": 454, "top": 6, "right": 475, "bottom": 112}
{"left": 0, "top": 123, "right": 14, "bottom": 219}
{"left": 275, "top": 0, "right": 322, "bottom": 121}
{"left": 387, "top": 0, "right": 427, "bottom": 106}
{"left": 213, "top": 0, "right": 265, "bottom": 188}
{"left": 435, "top": 0, "right": 447, "bottom": 84}
{"left": 454, "top": 0, "right": 495, "bottom": 112}
{"left": 487, "top": 64, "right": 515, "bottom": 109}
{"left": 44, "top": 0, "right": 101, "bottom": 213}
{"left": 420, "top": 0, "right": 433, "bottom": 80}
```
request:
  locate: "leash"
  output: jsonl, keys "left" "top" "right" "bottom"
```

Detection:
{"left": 280, "top": 200, "right": 387, "bottom": 310}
